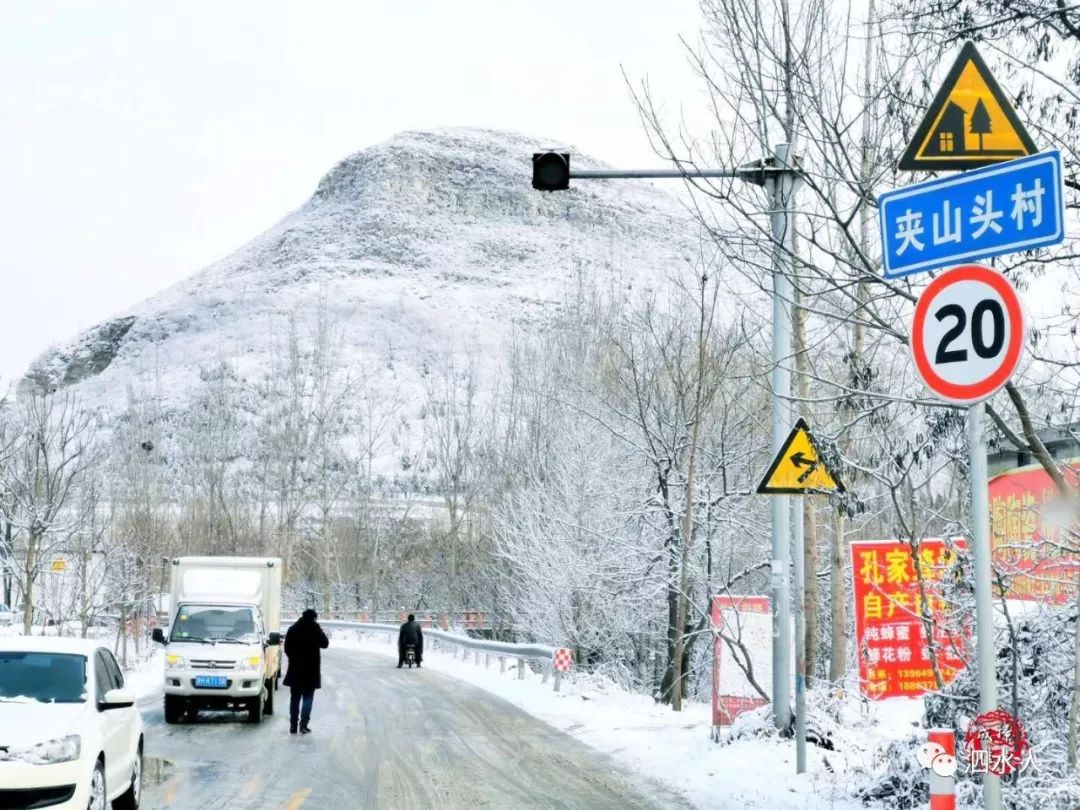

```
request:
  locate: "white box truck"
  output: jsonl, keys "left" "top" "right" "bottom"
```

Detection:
{"left": 152, "top": 556, "right": 283, "bottom": 724}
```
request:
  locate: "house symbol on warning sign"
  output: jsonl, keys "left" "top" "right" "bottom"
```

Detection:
{"left": 921, "top": 99, "right": 990, "bottom": 158}
{"left": 899, "top": 41, "right": 1037, "bottom": 171}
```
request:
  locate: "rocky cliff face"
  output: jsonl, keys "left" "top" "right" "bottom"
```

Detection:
{"left": 24, "top": 128, "right": 699, "bottom": 470}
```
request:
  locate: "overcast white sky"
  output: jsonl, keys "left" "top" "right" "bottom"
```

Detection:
{"left": 0, "top": 0, "right": 705, "bottom": 382}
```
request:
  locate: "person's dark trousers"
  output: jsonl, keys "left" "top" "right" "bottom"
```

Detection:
{"left": 289, "top": 687, "right": 314, "bottom": 732}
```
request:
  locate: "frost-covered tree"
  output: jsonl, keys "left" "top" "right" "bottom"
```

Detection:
{"left": 0, "top": 390, "right": 98, "bottom": 634}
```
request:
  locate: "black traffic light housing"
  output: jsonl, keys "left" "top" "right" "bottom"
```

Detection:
{"left": 532, "top": 152, "right": 570, "bottom": 191}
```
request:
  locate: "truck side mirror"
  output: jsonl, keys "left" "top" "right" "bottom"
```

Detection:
{"left": 267, "top": 632, "right": 281, "bottom": 646}
{"left": 152, "top": 628, "right": 166, "bottom": 644}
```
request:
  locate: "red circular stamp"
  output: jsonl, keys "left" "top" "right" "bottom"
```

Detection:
{"left": 964, "top": 708, "right": 1028, "bottom": 776}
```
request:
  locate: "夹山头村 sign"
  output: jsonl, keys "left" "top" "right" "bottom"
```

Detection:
{"left": 880, "top": 151, "right": 1064, "bottom": 279}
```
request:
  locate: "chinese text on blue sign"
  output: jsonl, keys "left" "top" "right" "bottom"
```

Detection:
{"left": 879, "top": 150, "right": 1064, "bottom": 279}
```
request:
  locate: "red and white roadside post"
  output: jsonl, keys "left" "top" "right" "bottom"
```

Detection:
{"left": 553, "top": 648, "right": 572, "bottom": 692}
{"left": 927, "top": 729, "right": 956, "bottom": 810}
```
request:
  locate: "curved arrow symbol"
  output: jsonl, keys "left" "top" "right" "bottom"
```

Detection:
{"left": 790, "top": 451, "right": 819, "bottom": 484}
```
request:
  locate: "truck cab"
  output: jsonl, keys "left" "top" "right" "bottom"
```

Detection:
{"left": 152, "top": 557, "right": 282, "bottom": 724}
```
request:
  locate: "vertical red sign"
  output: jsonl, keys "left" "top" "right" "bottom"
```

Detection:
{"left": 851, "top": 539, "right": 969, "bottom": 699}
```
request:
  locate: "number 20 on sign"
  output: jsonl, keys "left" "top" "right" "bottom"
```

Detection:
{"left": 911, "top": 264, "right": 1024, "bottom": 404}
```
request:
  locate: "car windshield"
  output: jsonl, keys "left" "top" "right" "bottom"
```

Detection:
{"left": 0, "top": 652, "right": 86, "bottom": 703}
{"left": 170, "top": 605, "right": 259, "bottom": 643}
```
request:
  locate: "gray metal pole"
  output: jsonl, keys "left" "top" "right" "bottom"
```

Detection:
{"left": 570, "top": 168, "right": 742, "bottom": 180}
{"left": 770, "top": 143, "right": 795, "bottom": 732}
{"left": 968, "top": 401, "right": 1001, "bottom": 809}
{"left": 793, "top": 498, "right": 807, "bottom": 771}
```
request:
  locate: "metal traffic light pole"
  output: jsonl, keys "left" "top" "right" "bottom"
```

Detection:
{"left": 533, "top": 146, "right": 800, "bottom": 737}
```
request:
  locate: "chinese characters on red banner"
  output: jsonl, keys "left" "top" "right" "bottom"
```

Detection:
{"left": 989, "top": 462, "right": 1080, "bottom": 604}
{"left": 851, "top": 539, "right": 969, "bottom": 699}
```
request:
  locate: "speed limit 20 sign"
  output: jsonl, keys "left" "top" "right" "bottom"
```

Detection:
{"left": 911, "top": 264, "right": 1025, "bottom": 404}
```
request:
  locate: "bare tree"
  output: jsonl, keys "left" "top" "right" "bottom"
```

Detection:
{"left": 0, "top": 390, "right": 98, "bottom": 635}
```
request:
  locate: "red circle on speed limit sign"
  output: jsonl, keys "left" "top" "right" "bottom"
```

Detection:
{"left": 911, "top": 264, "right": 1025, "bottom": 404}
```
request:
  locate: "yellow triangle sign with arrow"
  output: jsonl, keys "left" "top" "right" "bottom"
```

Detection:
{"left": 757, "top": 418, "right": 844, "bottom": 495}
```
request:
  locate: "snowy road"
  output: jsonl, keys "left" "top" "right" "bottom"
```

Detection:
{"left": 138, "top": 648, "right": 691, "bottom": 809}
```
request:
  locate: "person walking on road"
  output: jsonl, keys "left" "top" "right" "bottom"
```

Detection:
{"left": 397, "top": 613, "right": 423, "bottom": 668}
{"left": 283, "top": 608, "right": 329, "bottom": 734}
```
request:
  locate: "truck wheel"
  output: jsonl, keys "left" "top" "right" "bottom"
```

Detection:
{"left": 247, "top": 696, "right": 263, "bottom": 724}
{"left": 163, "top": 696, "right": 181, "bottom": 725}
{"left": 264, "top": 681, "right": 274, "bottom": 716}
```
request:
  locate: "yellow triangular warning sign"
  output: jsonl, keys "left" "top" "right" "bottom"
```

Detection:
{"left": 757, "top": 418, "right": 844, "bottom": 495}
{"left": 899, "top": 41, "right": 1037, "bottom": 171}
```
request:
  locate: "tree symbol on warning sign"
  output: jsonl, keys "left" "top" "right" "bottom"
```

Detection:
{"left": 970, "top": 98, "right": 991, "bottom": 152}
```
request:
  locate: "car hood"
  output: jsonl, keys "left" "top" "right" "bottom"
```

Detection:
{"left": 0, "top": 700, "right": 88, "bottom": 747}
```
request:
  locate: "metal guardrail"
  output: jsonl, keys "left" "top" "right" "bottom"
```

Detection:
{"left": 291, "top": 610, "right": 504, "bottom": 631}
{"left": 314, "top": 620, "right": 568, "bottom": 690}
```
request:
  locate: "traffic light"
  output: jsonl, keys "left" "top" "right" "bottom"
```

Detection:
{"left": 532, "top": 152, "right": 570, "bottom": 191}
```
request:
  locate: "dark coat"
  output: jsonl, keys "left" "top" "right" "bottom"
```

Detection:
{"left": 398, "top": 619, "right": 423, "bottom": 658}
{"left": 283, "top": 616, "right": 329, "bottom": 691}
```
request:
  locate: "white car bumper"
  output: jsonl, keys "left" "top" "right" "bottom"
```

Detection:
{"left": 0, "top": 757, "right": 92, "bottom": 810}
{"left": 164, "top": 667, "right": 265, "bottom": 699}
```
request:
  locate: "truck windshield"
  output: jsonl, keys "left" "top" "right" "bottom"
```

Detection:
{"left": 0, "top": 651, "right": 86, "bottom": 703}
{"left": 170, "top": 605, "right": 259, "bottom": 644}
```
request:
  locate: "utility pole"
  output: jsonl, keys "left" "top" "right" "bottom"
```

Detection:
{"left": 532, "top": 147, "right": 801, "bottom": 732}
{"left": 769, "top": 143, "right": 796, "bottom": 734}
{"left": 968, "top": 401, "right": 1001, "bottom": 807}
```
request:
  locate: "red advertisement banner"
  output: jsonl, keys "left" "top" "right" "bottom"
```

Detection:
{"left": 851, "top": 539, "right": 969, "bottom": 699}
{"left": 989, "top": 462, "right": 1080, "bottom": 603}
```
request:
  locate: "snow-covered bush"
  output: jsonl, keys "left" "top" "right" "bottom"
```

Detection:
{"left": 858, "top": 604, "right": 1080, "bottom": 809}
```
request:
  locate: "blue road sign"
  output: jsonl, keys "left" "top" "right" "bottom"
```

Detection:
{"left": 879, "top": 150, "right": 1065, "bottom": 279}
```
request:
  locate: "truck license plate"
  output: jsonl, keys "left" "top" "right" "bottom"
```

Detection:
{"left": 194, "top": 675, "right": 228, "bottom": 688}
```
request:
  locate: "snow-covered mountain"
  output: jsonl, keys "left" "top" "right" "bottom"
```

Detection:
{"left": 24, "top": 129, "right": 700, "bottom": 470}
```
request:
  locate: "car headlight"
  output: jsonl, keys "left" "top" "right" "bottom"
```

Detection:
{"left": 236, "top": 656, "right": 262, "bottom": 672}
{"left": 165, "top": 654, "right": 187, "bottom": 668}
{"left": 3, "top": 734, "right": 81, "bottom": 765}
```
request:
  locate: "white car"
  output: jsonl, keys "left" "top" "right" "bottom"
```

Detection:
{"left": 0, "top": 636, "right": 143, "bottom": 810}
{"left": 0, "top": 604, "right": 13, "bottom": 625}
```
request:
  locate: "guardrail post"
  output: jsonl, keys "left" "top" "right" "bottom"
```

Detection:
{"left": 475, "top": 649, "right": 481, "bottom": 666}
{"left": 554, "top": 670, "right": 562, "bottom": 692}
{"left": 542, "top": 663, "right": 550, "bottom": 684}
{"left": 518, "top": 658, "right": 526, "bottom": 679}
{"left": 928, "top": 728, "right": 956, "bottom": 810}
{"left": 500, "top": 656, "right": 506, "bottom": 674}
{"left": 485, "top": 653, "right": 491, "bottom": 669}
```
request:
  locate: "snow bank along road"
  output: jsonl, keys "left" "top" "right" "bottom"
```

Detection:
{"left": 138, "top": 648, "right": 691, "bottom": 809}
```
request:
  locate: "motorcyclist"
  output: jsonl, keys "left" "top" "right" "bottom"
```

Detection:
{"left": 397, "top": 613, "right": 423, "bottom": 668}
